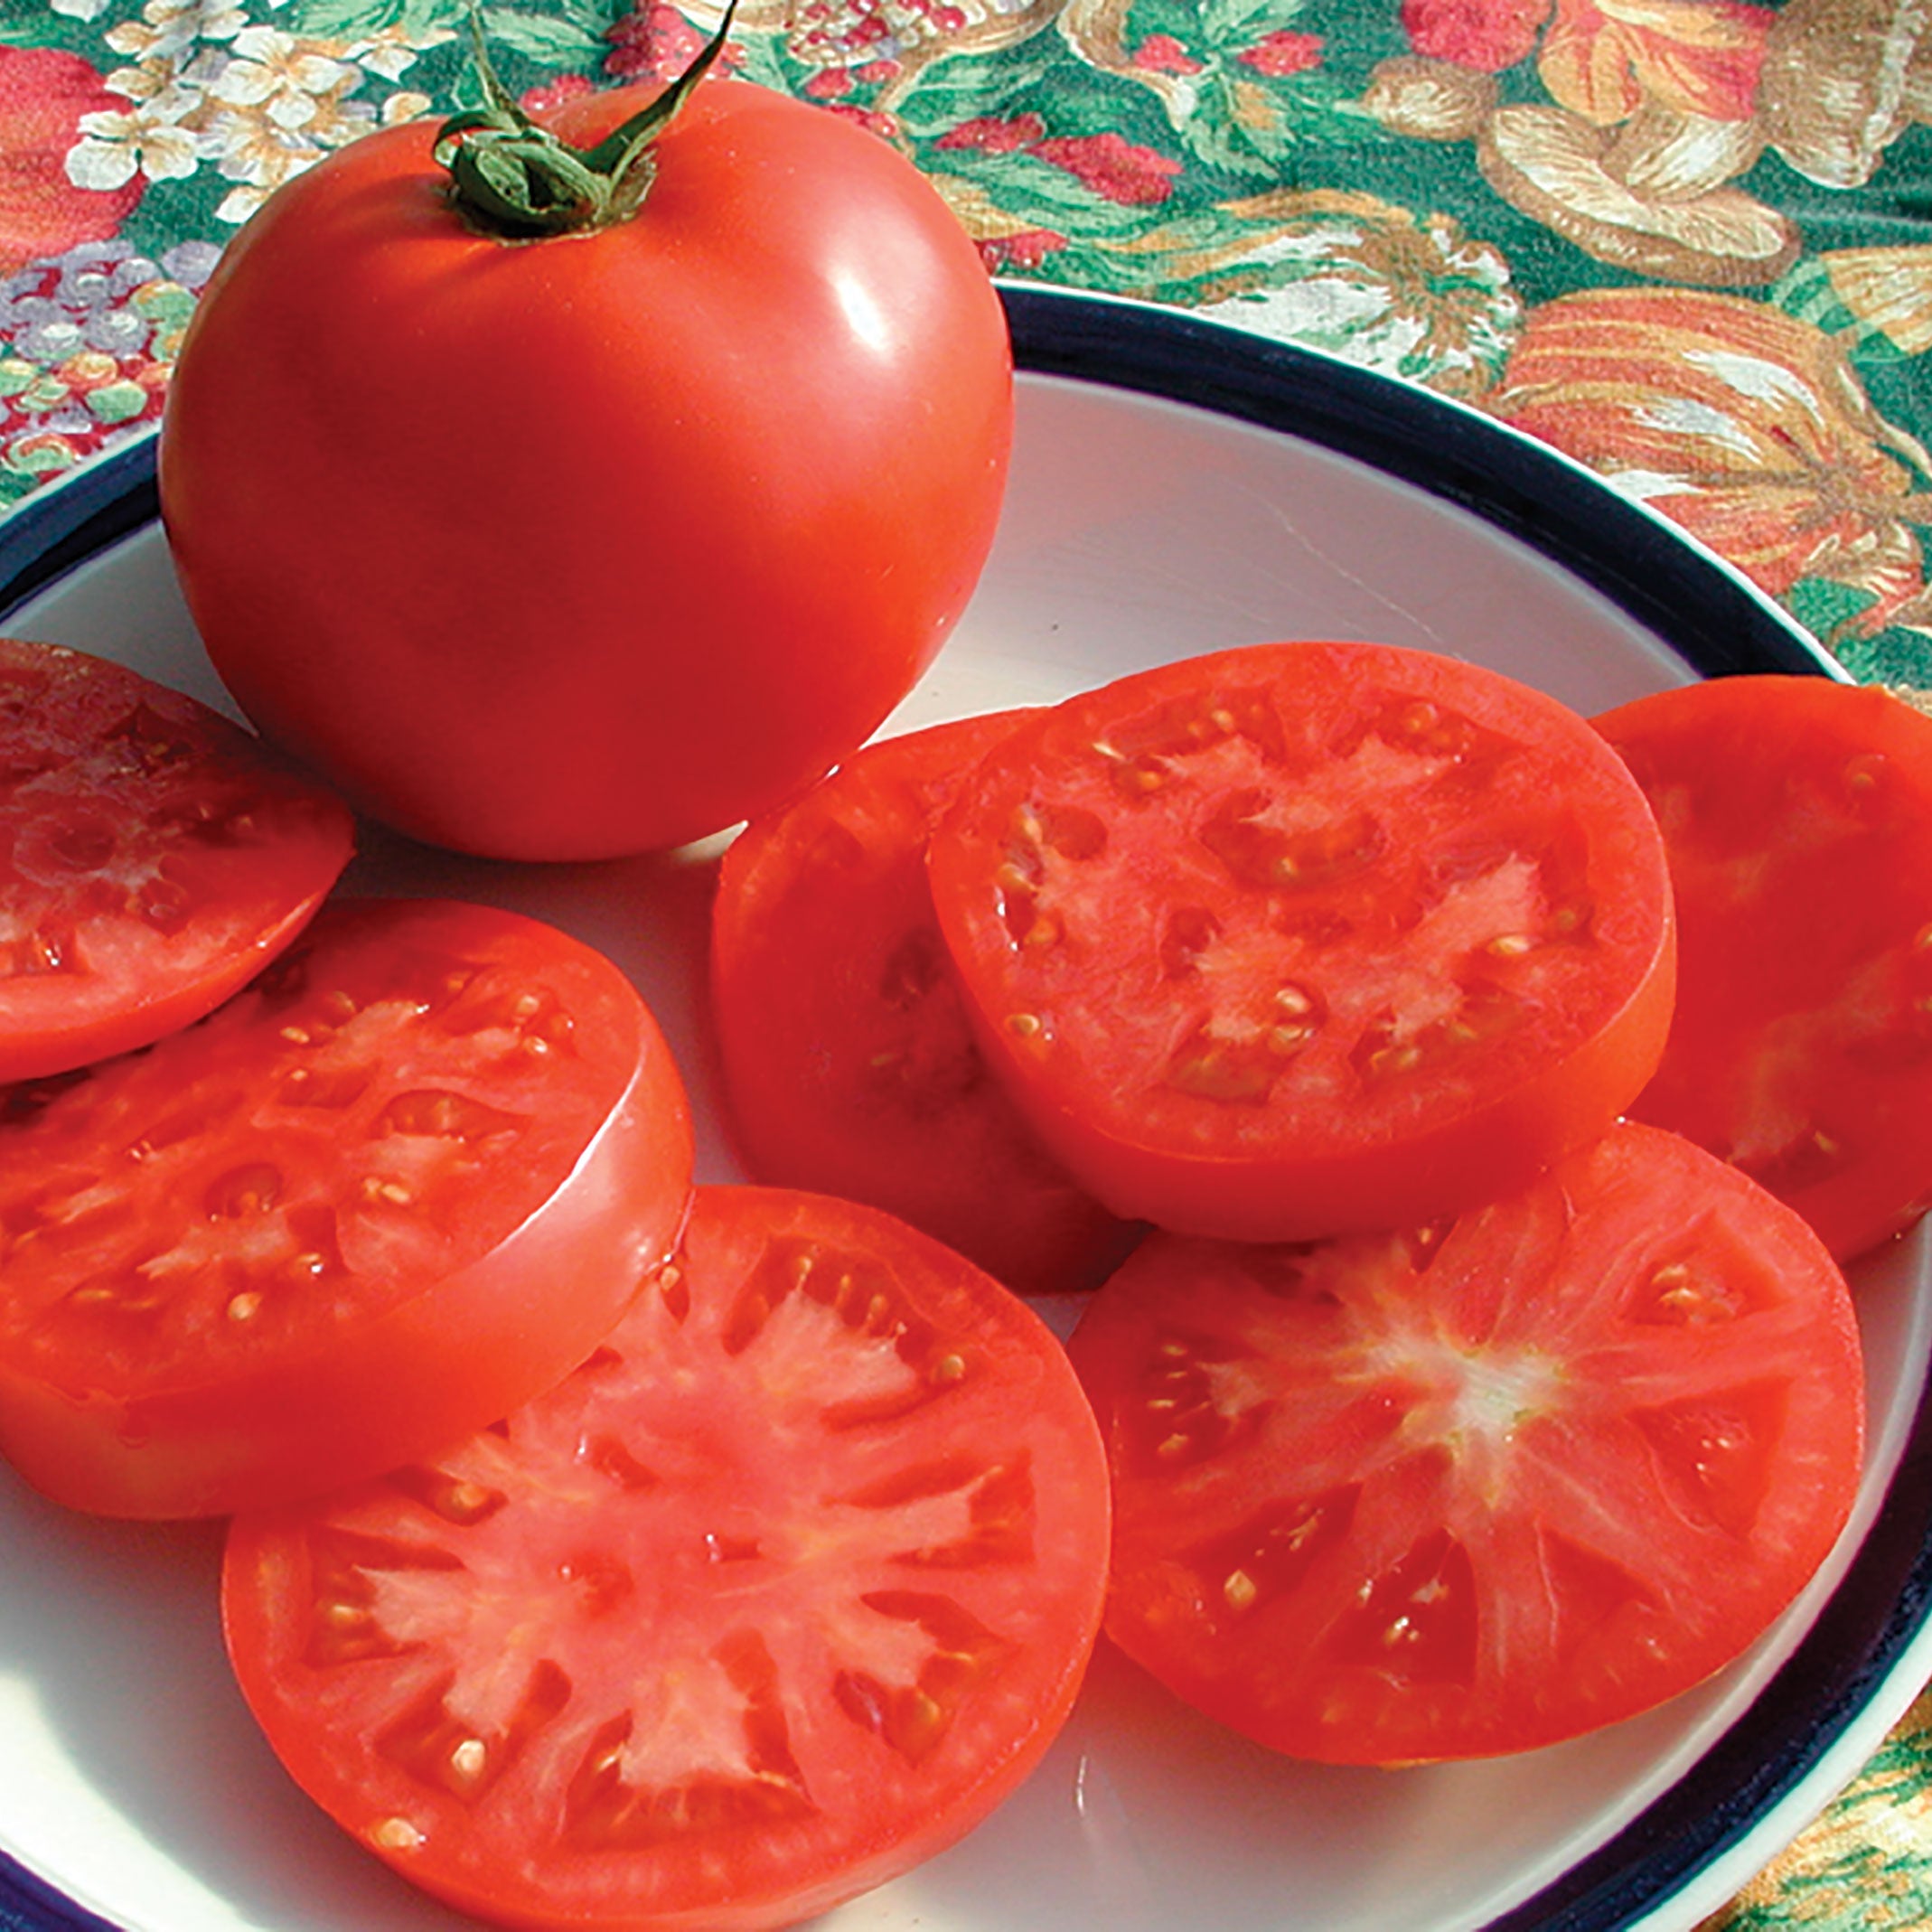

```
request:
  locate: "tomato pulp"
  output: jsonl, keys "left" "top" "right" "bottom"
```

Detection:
{"left": 0, "top": 897, "right": 693, "bottom": 1517}
{"left": 712, "top": 710, "right": 1138, "bottom": 1295}
{"left": 0, "top": 635, "right": 353, "bottom": 1082}
{"left": 158, "top": 78, "right": 1012, "bottom": 861}
{"left": 223, "top": 1186, "right": 1111, "bottom": 1931}
{"left": 927, "top": 642, "right": 1677, "bottom": 1242}
{"left": 1598, "top": 675, "right": 1932, "bottom": 1261}
{"left": 1068, "top": 1121, "right": 1864, "bottom": 1764}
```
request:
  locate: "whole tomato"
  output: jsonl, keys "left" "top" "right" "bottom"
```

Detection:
{"left": 157, "top": 61, "right": 1012, "bottom": 860}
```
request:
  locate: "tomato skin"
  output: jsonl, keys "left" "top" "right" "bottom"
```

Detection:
{"left": 1067, "top": 1121, "right": 1864, "bottom": 1764}
{"left": 927, "top": 642, "right": 1677, "bottom": 1243}
{"left": 0, "top": 898, "right": 693, "bottom": 1518}
{"left": 712, "top": 710, "right": 1139, "bottom": 1295}
{"left": 221, "top": 1185, "right": 1109, "bottom": 1932}
{"left": 1596, "top": 676, "right": 1932, "bottom": 1261}
{"left": 157, "top": 80, "right": 1012, "bottom": 861}
{"left": 0, "top": 636, "right": 354, "bottom": 1083}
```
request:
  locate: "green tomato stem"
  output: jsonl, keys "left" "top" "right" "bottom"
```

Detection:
{"left": 435, "top": 1, "right": 737, "bottom": 239}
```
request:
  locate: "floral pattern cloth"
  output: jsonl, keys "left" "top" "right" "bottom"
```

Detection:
{"left": 2, "top": 0, "right": 1931, "bottom": 1926}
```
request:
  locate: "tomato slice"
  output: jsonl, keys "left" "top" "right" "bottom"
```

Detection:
{"left": 0, "top": 897, "right": 693, "bottom": 1518}
{"left": 926, "top": 642, "right": 1677, "bottom": 1242}
{"left": 1066, "top": 1121, "right": 1864, "bottom": 1765}
{"left": 0, "top": 635, "right": 355, "bottom": 1082}
{"left": 1595, "top": 676, "right": 1932, "bottom": 1261}
{"left": 712, "top": 710, "right": 1139, "bottom": 1296}
{"left": 221, "top": 1185, "right": 1110, "bottom": 1932}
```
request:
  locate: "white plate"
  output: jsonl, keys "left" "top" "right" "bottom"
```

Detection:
{"left": 1, "top": 287, "right": 1927, "bottom": 1932}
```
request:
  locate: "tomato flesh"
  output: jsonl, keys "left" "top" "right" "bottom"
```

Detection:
{"left": 927, "top": 642, "right": 1677, "bottom": 1241}
{"left": 221, "top": 1186, "right": 1110, "bottom": 1932}
{"left": 1067, "top": 1121, "right": 1864, "bottom": 1764}
{"left": 0, "top": 635, "right": 353, "bottom": 1082}
{"left": 1597, "top": 675, "right": 1932, "bottom": 1261}
{"left": 712, "top": 710, "right": 1138, "bottom": 1295}
{"left": 0, "top": 897, "right": 693, "bottom": 1518}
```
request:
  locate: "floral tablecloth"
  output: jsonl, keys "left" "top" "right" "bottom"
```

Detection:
{"left": 4, "top": 0, "right": 1932, "bottom": 1926}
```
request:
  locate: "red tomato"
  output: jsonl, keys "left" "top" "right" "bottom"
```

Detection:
{"left": 0, "top": 636, "right": 354, "bottom": 1083}
{"left": 926, "top": 642, "right": 1677, "bottom": 1242}
{"left": 157, "top": 76, "right": 1012, "bottom": 861}
{"left": 221, "top": 1185, "right": 1110, "bottom": 1932}
{"left": 1067, "top": 1121, "right": 1864, "bottom": 1764}
{"left": 712, "top": 710, "right": 1139, "bottom": 1295}
{"left": 0, "top": 897, "right": 693, "bottom": 1518}
{"left": 1597, "top": 675, "right": 1932, "bottom": 1261}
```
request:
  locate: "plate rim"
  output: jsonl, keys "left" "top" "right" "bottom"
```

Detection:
{"left": 0, "top": 283, "right": 1919, "bottom": 1932}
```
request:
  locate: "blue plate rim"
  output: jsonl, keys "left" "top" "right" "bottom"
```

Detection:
{"left": 0, "top": 283, "right": 1915, "bottom": 1932}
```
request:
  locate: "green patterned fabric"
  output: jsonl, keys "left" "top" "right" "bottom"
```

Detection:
{"left": 5, "top": 1, "right": 1932, "bottom": 683}
{"left": 4, "top": 0, "right": 1932, "bottom": 1924}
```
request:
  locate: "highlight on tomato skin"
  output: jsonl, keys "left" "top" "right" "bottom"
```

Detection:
{"left": 926, "top": 640, "right": 1679, "bottom": 1244}
{"left": 220, "top": 1185, "right": 1111, "bottom": 1932}
{"left": 0, "top": 896, "right": 695, "bottom": 1520}
{"left": 0, "top": 633, "right": 355, "bottom": 1083}
{"left": 1066, "top": 1121, "right": 1865, "bottom": 1767}
{"left": 1595, "top": 675, "right": 1932, "bottom": 1263}
{"left": 711, "top": 708, "right": 1140, "bottom": 1297}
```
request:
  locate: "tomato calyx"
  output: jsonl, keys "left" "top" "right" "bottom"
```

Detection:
{"left": 434, "top": 0, "right": 736, "bottom": 239}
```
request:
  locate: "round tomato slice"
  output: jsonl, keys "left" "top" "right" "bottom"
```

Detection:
{"left": 0, "top": 635, "right": 354, "bottom": 1083}
{"left": 712, "top": 710, "right": 1138, "bottom": 1296}
{"left": 221, "top": 1186, "right": 1110, "bottom": 1932}
{"left": 1596, "top": 675, "right": 1932, "bottom": 1261}
{"left": 926, "top": 642, "right": 1677, "bottom": 1242}
{"left": 0, "top": 897, "right": 693, "bottom": 1519}
{"left": 1067, "top": 1121, "right": 1864, "bottom": 1764}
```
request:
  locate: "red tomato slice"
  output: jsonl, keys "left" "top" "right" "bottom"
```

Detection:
{"left": 926, "top": 642, "right": 1677, "bottom": 1242}
{"left": 221, "top": 1186, "right": 1110, "bottom": 1932}
{"left": 712, "top": 710, "right": 1139, "bottom": 1296}
{"left": 0, "top": 635, "right": 354, "bottom": 1083}
{"left": 1595, "top": 676, "right": 1932, "bottom": 1261}
{"left": 1066, "top": 1121, "right": 1864, "bottom": 1764}
{"left": 0, "top": 897, "right": 693, "bottom": 1518}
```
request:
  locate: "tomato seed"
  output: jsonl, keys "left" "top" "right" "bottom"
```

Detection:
{"left": 1647, "top": 1263, "right": 1742, "bottom": 1325}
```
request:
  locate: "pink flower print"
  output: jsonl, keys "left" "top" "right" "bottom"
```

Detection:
{"left": 1239, "top": 30, "right": 1325, "bottom": 76}
{"left": 936, "top": 114, "right": 1047, "bottom": 153}
{"left": 1134, "top": 33, "right": 1205, "bottom": 72}
{"left": 1032, "top": 132, "right": 1182, "bottom": 205}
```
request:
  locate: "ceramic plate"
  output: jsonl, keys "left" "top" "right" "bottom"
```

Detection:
{"left": 1, "top": 286, "right": 1928, "bottom": 1932}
